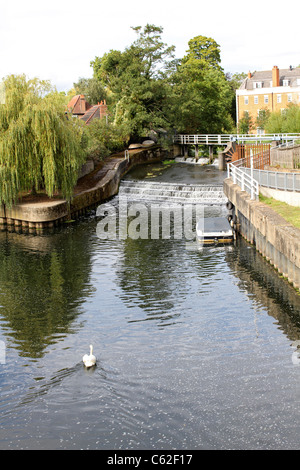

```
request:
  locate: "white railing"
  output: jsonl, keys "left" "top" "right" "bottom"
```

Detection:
{"left": 228, "top": 156, "right": 300, "bottom": 199}
{"left": 242, "top": 168, "right": 300, "bottom": 192}
{"left": 173, "top": 134, "right": 300, "bottom": 145}
{"left": 227, "top": 157, "right": 259, "bottom": 200}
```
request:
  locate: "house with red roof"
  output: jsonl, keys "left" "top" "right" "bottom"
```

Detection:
{"left": 67, "top": 95, "right": 108, "bottom": 124}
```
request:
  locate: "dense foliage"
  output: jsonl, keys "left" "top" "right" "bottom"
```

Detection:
{"left": 168, "top": 36, "right": 235, "bottom": 133}
{"left": 91, "top": 25, "right": 176, "bottom": 139}
{"left": 90, "top": 26, "right": 236, "bottom": 138}
{"left": 0, "top": 75, "right": 86, "bottom": 206}
{"left": 265, "top": 104, "right": 300, "bottom": 133}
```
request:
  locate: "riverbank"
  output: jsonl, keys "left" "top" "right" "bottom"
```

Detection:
{"left": 0, "top": 146, "right": 169, "bottom": 231}
{"left": 223, "top": 178, "right": 300, "bottom": 291}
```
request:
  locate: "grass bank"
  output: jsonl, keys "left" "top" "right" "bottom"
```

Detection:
{"left": 259, "top": 194, "right": 300, "bottom": 229}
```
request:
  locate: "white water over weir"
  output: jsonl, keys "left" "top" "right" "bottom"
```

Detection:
{"left": 119, "top": 180, "right": 227, "bottom": 205}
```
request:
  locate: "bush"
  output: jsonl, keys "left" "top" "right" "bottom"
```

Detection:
{"left": 265, "top": 104, "right": 300, "bottom": 133}
{"left": 84, "top": 119, "right": 130, "bottom": 160}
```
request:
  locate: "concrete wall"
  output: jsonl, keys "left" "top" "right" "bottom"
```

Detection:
{"left": 0, "top": 146, "right": 169, "bottom": 230}
{"left": 270, "top": 144, "right": 300, "bottom": 169}
{"left": 224, "top": 178, "right": 300, "bottom": 290}
{"left": 260, "top": 186, "right": 300, "bottom": 207}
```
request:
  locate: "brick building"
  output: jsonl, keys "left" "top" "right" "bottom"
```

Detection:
{"left": 67, "top": 95, "right": 108, "bottom": 124}
{"left": 67, "top": 94, "right": 92, "bottom": 116}
{"left": 236, "top": 65, "right": 300, "bottom": 133}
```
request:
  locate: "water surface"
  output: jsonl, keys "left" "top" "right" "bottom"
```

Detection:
{"left": 0, "top": 163, "right": 300, "bottom": 450}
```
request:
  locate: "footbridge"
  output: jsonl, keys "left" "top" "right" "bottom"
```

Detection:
{"left": 173, "top": 133, "right": 300, "bottom": 159}
{"left": 173, "top": 133, "right": 300, "bottom": 146}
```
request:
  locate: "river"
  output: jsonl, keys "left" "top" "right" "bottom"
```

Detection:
{"left": 0, "top": 161, "right": 300, "bottom": 450}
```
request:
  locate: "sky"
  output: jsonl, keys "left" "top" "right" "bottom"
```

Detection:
{"left": 1, "top": 0, "right": 300, "bottom": 92}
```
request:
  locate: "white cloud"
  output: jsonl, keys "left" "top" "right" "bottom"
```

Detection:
{"left": 1, "top": 0, "right": 299, "bottom": 91}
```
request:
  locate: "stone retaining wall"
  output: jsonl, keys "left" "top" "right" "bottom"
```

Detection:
{"left": 224, "top": 178, "right": 300, "bottom": 290}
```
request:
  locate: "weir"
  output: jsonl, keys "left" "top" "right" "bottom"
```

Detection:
{"left": 118, "top": 180, "right": 227, "bottom": 205}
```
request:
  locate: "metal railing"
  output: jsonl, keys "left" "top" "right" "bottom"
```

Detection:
{"left": 242, "top": 168, "right": 300, "bottom": 192}
{"left": 227, "top": 158, "right": 259, "bottom": 200}
{"left": 173, "top": 133, "right": 300, "bottom": 145}
{"left": 228, "top": 153, "right": 300, "bottom": 199}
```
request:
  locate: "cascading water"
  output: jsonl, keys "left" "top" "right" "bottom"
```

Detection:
{"left": 118, "top": 180, "right": 227, "bottom": 205}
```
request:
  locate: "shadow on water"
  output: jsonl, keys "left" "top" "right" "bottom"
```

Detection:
{"left": 226, "top": 237, "right": 300, "bottom": 341}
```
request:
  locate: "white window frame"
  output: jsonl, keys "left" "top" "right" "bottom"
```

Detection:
{"left": 264, "top": 95, "right": 269, "bottom": 104}
{"left": 288, "top": 94, "right": 292, "bottom": 102}
{"left": 253, "top": 82, "right": 262, "bottom": 89}
{"left": 277, "top": 94, "right": 281, "bottom": 103}
{"left": 283, "top": 79, "right": 289, "bottom": 86}
{"left": 244, "top": 96, "right": 249, "bottom": 105}
{"left": 254, "top": 96, "right": 258, "bottom": 104}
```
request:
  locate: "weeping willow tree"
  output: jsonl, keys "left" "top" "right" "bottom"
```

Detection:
{"left": 0, "top": 74, "right": 87, "bottom": 207}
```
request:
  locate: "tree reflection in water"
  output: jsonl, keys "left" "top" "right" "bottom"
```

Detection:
{"left": 0, "top": 226, "right": 95, "bottom": 358}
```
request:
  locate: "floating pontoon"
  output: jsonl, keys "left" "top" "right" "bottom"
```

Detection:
{"left": 196, "top": 217, "right": 234, "bottom": 245}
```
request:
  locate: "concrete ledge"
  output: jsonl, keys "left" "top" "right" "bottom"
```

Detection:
{"left": 224, "top": 178, "right": 300, "bottom": 290}
{"left": 0, "top": 146, "right": 169, "bottom": 229}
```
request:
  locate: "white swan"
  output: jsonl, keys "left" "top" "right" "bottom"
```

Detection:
{"left": 82, "top": 345, "right": 96, "bottom": 368}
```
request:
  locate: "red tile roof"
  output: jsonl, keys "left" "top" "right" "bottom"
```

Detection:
{"left": 67, "top": 94, "right": 92, "bottom": 115}
{"left": 80, "top": 101, "right": 108, "bottom": 124}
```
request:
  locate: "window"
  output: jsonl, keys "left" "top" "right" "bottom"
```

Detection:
{"left": 288, "top": 94, "right": 292, "bottom": 102}
{"left": 264, "top": 95, "right": 269, "bottom": 104}
{"left": 253, "top": 82, "right": 262, "bottom": 89}
{"left": 244, "top": 96, "right": 249, "bottom": 105}
{"left": 283, "top": 79, "right": 289, "bottom": 86}
{"left": 277, "top": 94, "right": 281, "bottom": 103}
{"left": 254, "top": 96, "right": 258, "bottom": 104}
{"left": 297, "top": 78, "right": 300, "bottom": 86}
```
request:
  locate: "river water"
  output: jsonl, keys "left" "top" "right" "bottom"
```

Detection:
{"left": 0, "top": 162, "right": 300, "bottom": 450}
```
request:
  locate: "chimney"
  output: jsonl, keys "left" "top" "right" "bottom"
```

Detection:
{"left": 247, "top": 71, "right": 252, "bottom": 79}
{"left": 99, "top": 100, "right": 108, "bottom": 120}
{"left": 80, "top": 94, "right": 87, "bottom": 113}
{"left": 272, "top": 66, "right": 280, "bottom": 87}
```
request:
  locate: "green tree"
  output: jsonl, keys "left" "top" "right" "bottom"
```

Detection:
{"left": 85, "top": 117, "right": 130, "bottom": 159}
{"left": 265, "top": 104, "right": 300, "bottom": 133}
{"left": 181, "top": 35, "right": 222, "bottom": 70}
{"left": 168, "top": 36, "right": 234, "bottom": 133}
{"left": 73, "top": 77, "right": 107, "bottom": 105}
{"left": 226, "top": 72, "right": 247, "bottom": 125}
{"left": 256, "top": 108, "right": 271, "bottom": 131}
{"left": 0, "top": 74, "right": 86, "bottom": 206}
{"left": 91, "top": 24, "right": 175, "bottom": 138}
{"left": 238, "top": 111, "right": 254, "bottom": 134}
